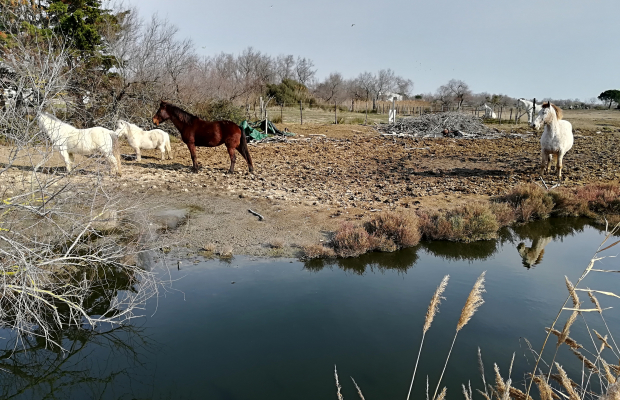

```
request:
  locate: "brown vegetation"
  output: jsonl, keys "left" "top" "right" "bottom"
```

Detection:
{"left": 418, "top": 203, "right": 500, "bottom": 242}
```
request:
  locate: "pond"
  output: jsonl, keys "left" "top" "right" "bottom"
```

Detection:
{"left": 1, "top": 218, "right": 619, "bottom": 399}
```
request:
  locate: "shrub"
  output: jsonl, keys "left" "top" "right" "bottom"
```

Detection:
{"left": 194, "top": 99, "right": 245, "bottom": 124}
{"left": 489, "top": 202, "right": 517, "bottom": 226}
{"left": 574, "top": 183, "right": 620, "bottom": 214}
{"left": 269, "top": 115, "right": 283, "bottom": 124}
{"left": 364, "top": 210, "right": 421, "bottom": 248}
{"left": 331, "top": 221, "right": 371, "bottom": 258}
{"left": 302, "top": 244, "right": 336, "bottom": 259}
{"left": 550, "top": 188, "right": 591, "bottom": 217}
{"left": 418, "top": 203, "right": 499, "bottom": 242}
{"left": 347, "top": 117, "right": 365, "bottom": 125}
{"left": 501, "top": 184, "right": 554, "bottom": 222}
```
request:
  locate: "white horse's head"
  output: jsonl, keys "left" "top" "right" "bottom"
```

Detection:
{"left": 114, "top": 120, "right": 128, "bottom": 138}
{"left": 532, "top": 102, "right": 561, "bottom": 130}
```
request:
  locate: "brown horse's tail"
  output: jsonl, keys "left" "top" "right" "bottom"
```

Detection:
{"left": 237, "top": 127, "right": 254, "bottom": 173}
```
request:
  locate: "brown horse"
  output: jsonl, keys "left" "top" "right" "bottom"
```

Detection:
{"left": 152, "top": 101, "right": 254, "bottom": 173}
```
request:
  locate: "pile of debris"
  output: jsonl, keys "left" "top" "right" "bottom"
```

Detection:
{"left": 378, "top": 112, "right": 499, "bottom": 138}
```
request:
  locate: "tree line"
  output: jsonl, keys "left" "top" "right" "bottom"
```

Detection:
{"left": 0, "top": 0, "right": 612, "bottom": 130}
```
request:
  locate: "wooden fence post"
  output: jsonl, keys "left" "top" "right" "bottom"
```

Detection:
{"left": 334, "top": 101, "right": 337, "bottom": 124}
{"left": 299, "top": 101, "right": 303, "bottom": 125}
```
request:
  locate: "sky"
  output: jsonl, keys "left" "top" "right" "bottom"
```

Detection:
{"left": 126, "top": 0, "right": 618, "bottom": 101}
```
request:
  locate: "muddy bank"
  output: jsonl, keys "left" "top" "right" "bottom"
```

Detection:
{"left": 2, "top": 120, "right": 619, "bottom": 258}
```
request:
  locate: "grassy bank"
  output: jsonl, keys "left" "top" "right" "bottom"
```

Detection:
{"left": 303, "top": 182, "right": 620, "bottom": 259}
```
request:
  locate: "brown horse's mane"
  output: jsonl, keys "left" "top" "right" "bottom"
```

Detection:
{"left": 164, "top": 102, "right": 198, "bottom": 125}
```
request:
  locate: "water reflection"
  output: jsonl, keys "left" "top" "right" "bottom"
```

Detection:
{"left": 421, "top": 238, "right": 499, "bottom": 262}
{"left": 0, "top": 325, "right": 152, "bottom": 400}
{"left": 304, "top": 247, "right": 419, "bottom": 274}
{"left": 304, "top": 218, "right": 611, "bottom": 273}
{"left": 517, "top": 236, "right": 551, "bottom": 268}
{"left": 0, "top": 264, "right": 153, "bottom": 399}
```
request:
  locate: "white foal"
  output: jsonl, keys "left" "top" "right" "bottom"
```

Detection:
{"left": 115, "top": 120, "right": 173, "bottom": 161}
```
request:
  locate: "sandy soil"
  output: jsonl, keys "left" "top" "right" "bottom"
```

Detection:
{"left": 2, "top": 109, "right": 619, "bottom": 258}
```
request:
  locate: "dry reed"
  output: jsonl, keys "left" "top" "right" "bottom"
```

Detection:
{"left": 589, "top": 291, "right": 603, "bottom": 313}
{"left": 351, "top": 377, "right": 365, "bottom": 400}
{"left": 594, "top": 329, "right": 613, "bottom": 350}
{"left": 555, "top": 363, "right": 581, "bottom": 400}
{"left": 565, "top": 277, "right": 581, "bottom": 308}
{"left": 601, "top": 381, "right": 620, "bottom": 400}
{"left": 407, "top": 275, "right": 450, "bottom": 400}
{"left": 571, "top": 349, "right": 599, "bottom": 372}
{"left": 457, "top": 272, "right": 486, "bottom": 331}
{"left": 532, "top": 375, "right": 555, "bottom": 400}
{"left": 603, "top": 359, "right": 618, "bottom": 384}
{"left": 545, "top": 327, "right": 583, "bottom": 349}
{"left": 433, "top": 272, "right": 486, "bottom": 400}
{"left": 335, "top": 365, "right": 344, "bottom": 400}
{"left": 558, "top": 311, "right": 578, "bottom": 347}
{"left": 436, "top": 387, "right": 447, "bottom": 400}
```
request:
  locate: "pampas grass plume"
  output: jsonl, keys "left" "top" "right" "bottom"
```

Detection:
{"left": 457, "top": 271, "right": 486, "bottom": 331}
{"left": 424, "top": 275, "right": 450, "bottom": 333}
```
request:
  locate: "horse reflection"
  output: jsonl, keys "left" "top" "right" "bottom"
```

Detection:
{"left": 517, "top": 236, "right": 552, "bottom": 269}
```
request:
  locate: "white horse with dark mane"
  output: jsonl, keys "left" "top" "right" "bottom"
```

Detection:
{"left": 37, "top": 113, "right": 121, "bottom": 175}
{"left": 517, "top": 98, "right": 543, "bottom": 124}
{"left": 114, "top": 120, "right": 172, "bottom": 161}
{"left": 482, "top": 103, "right": 496, "bottom": 119}
{"left": 532, "top": 102, "right": 573, "bottom": 181}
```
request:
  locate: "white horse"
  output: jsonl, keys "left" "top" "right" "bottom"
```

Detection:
{"left": 532, "top": 103, "right": 573, "bottom": 181}
{"left": 482, "top": 103, "right": 497, "bottom": 119}
{"left": 37, "top": 113, "right": 121, "bottom": 175}
{"left": 517, "top": 98, "right": 543, "bottom": 124}
{"left": 114, "top": 120, "right": 172, "bottom": 161}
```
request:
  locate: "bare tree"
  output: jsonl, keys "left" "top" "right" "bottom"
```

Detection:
{"left": 443, "top": 79, "right": 471, "bottom": 110}
{"left": 313, "top": 72, "right": 345, "bottom": 103}
{"left": 395, "top": 76, "right": 413, "bottom": 99}
{"left": 435, "top": 84, "right": 454, "bottom": 108}
{"left": 295, "top": 57, "right": 316, "bottom": 87}
{"left": 375, "top": 69, "right": 396, "bottom": 101}
{"left": 275, "top": 54, "right": 296, "bottom": 82}
{"left": 356, "top": 71, "right": 377, "bottom": 109}
{"left": 0, "top": 33, "right": 161, "bottom": 350}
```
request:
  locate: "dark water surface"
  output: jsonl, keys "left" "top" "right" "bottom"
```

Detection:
{"left": 2, "top": 218, "right": 619, "bottom": 399}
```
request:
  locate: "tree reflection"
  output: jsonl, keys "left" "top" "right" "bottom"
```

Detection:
{"left": 304, "top": 247, "right": 419, "bottom": 274}
{"left": 0, "top": 324, "right": 153, "bottom": 399}
{"left": 0, "top": 264, "right": 158, "bottom": 399}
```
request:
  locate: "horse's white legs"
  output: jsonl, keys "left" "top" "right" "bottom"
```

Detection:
{"left": 106, "top": 154, "right": 121, "bottom": 176}
{"left": 60, "top": 150, "right": 72, "bottom": 172}
{"left": 134, "top": 147, "right": 141, "bottom": 161}
{"left": 557, "top": 152, "right": 565, "bottom": 181}
{"left": 540, "top": 150, "right": 550, "bottom": 176}
{"left": 159, "top": 143, "right": 166, "bottom": 161}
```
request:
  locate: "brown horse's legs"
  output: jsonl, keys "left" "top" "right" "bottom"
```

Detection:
{"left": 227, "top": 146, "right": 237, "bottom": 173}
{"left": 187, "top": 143, "right": 199, "bottom": 172}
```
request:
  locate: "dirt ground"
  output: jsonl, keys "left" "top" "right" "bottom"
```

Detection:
{"left": 2, "top": 109, "right": 619, "bottom": 258}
